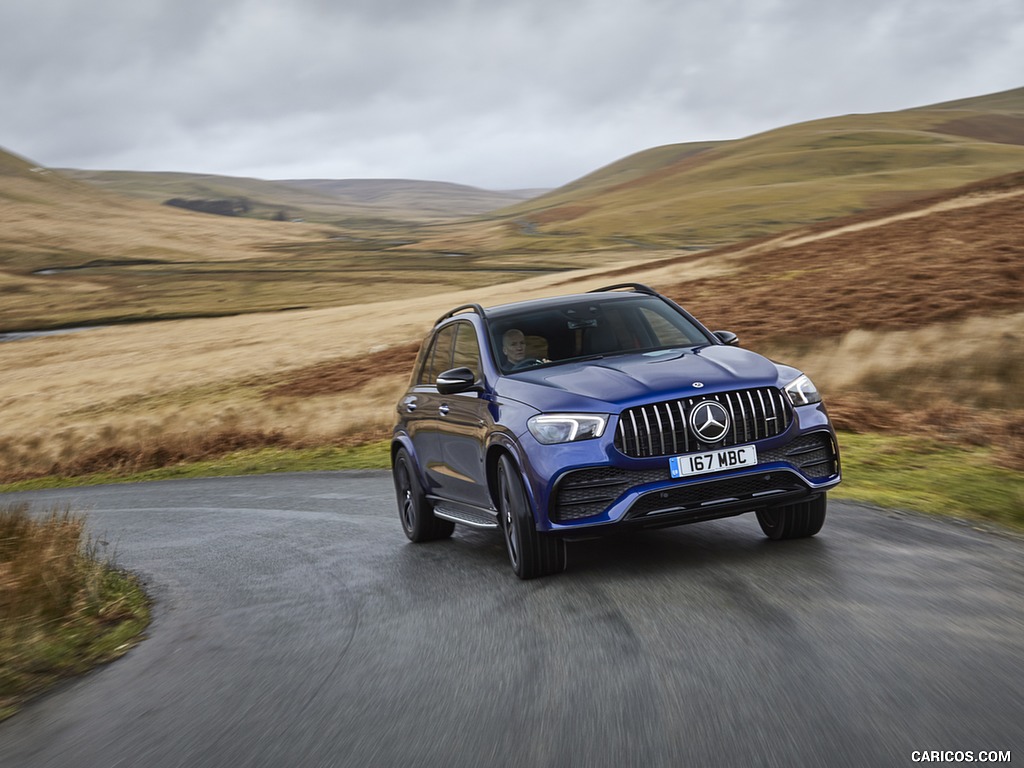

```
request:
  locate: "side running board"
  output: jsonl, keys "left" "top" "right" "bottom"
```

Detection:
{"left": 433, "top": 503, "right": 499, "bottom": 530}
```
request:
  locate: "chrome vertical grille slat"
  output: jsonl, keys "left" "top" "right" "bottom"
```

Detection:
{"left": 652, "top": 405, "right": 666, "bottom": 455}
{"left": 664, "top": 403, "right": 678, "bottom": 454}
{"left": 676, "top": 401, "right": 689, "bottom": 453}
{"left": 736, "top": 391, "right": 749, "bottom": 443}
{"left": 756, "top": 390, "right": 767, "bottom": 441}
{"left": 614, "top": 387, "right": 792, "bottom": 459}
{"left": 747, "top": 390, "right": 759, "bottom": 441}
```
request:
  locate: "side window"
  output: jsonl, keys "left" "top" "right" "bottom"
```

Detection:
{"left": 416, "top": 325, "right": 456, "bottom": 386}
{"left": 452, "top": 323, "right": 482, "bottom": 375}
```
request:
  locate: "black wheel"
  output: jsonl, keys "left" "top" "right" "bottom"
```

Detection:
{"left": 497, "top": 455, "right": 566, "bottom": 579}
{"left": 757, "top": 494, "right": 827, "bottom": 540}
{"left": 393, "top": 448, "right": 455, "bottom": 542}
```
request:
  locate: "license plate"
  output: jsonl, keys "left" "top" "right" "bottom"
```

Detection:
{"left": 669, "top": 445, "right": 758, "bottom": 478}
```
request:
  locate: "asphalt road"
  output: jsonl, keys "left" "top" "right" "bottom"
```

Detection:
{"left": 1, "top": 472, "right": 1022, "bottom": 768}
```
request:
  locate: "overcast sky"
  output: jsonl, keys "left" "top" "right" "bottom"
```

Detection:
{"left": 2, "top": 0, "right": 1021, "bottom": 190}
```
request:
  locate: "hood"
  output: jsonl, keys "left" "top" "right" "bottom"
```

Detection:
{"left": 494, "top": 345, "right": 784, "bottom": 413}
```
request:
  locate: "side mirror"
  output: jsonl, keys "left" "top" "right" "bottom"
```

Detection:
{"left": 436, "top": 367, "right": 479, "bottom": 395}
{"left": 713, "top": 330, "right": 740, "bottom": 347}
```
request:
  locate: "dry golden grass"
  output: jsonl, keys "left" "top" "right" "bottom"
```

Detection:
{"left": 0, "top": 172, "right": 1021, "bottom": 482}
{"left": 0, "top": 261, "right": 659, "bottom": 479}
{"left": 0, "top": 171, "right": 333, "bottom": 264}
{"left": 0, "top": 506, "right": 90, "bottom": 627}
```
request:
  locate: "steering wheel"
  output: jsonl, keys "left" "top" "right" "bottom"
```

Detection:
{"left": 511, "top": 358, "right": 544, "bottom": 370}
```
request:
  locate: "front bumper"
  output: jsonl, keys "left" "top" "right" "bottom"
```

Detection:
{"left": 522, "top": 405, "right": 841, "bottom": 533}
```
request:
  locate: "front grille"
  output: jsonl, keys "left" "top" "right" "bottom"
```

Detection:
{"left": 626, "top": 472, "right": 808, "bottom": 519}
{"left": 614, "top": 387, "right": 792, "bottom": 458}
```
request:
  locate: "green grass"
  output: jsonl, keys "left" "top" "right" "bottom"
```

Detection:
{"left": 832, "top": 433, "right": 1024, "bottom": 530}
{"left": 0, "top": 442, "right": 393, "bottom": 493}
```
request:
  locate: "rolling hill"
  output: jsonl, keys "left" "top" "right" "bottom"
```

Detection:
{"left": 455, "top": 86, "right": 1024, "bottom": 251}
{"left": 58, "top": 169, "right": 545, "bottom": 225}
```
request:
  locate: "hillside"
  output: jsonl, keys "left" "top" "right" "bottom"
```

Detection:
{"left": 59, "top": 170, "right": 543, "bottom": 225}
{"left": 455, "top": 86, "right": 1024, "bottom": 251}
{"left": 2, "top": 146, "right": 563, "bottom": 332}
{"left": 0, "top": 148, "right": 370, "bottom": 331}
{"left": 0, "top": 148, "right": 337, "bottom": 260}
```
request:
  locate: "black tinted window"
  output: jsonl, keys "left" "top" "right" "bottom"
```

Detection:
{"left": 489, "top": 296, "right": 709, "bottom": 372}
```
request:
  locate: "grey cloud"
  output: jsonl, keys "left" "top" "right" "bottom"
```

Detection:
{"left": 1, "top": 0, "right": 1021, "bottom": 188}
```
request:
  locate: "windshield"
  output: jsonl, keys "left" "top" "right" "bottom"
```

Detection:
{"left": 488, "top": 295, "right": 712, "bottom": 373}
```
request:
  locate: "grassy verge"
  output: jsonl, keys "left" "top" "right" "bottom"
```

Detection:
{"left": 0, "top": 442, "right": 392, "bottom": 493}
{"left": 0, "top": 505, "right": 151, "bottom": 721}
{"left": 833, "top": 432, "right": 1024, "bottom": 531}
{"left": 2, "top": 432, "right": 1021, "bottom": 532}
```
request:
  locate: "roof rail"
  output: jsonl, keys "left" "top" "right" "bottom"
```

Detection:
{"left": 588, "top": 283, "right": 658, "bottom": 296}
{"left": 435, "top": 303, "right": 487, "bottom": 326}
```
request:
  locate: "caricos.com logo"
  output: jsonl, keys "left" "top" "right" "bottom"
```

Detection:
{"left": 911, "top": 751, "right": 1012, "bottom": 763}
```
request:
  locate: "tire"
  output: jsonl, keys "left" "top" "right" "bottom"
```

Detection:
{"left": 497, "top": 455, "right": 566, "bottom": 579}
{"left": 756, "top": 494, "right": 827, "bottom": 540}
{"left": 393, "top": 448, "right": 455, "bottom": 542}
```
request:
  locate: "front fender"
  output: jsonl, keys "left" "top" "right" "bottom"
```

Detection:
{"left": 484, "top": 432, "right": 551, "bottom": 527}
{"left": 390, "top": 433, "right": 430, "bottom": 495}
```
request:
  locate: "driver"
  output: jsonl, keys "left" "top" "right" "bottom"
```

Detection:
{"left": 502, "top": 329, "right": 527, "bottom": 366}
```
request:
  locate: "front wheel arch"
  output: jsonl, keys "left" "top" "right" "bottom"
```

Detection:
{"left": 485, "top": 443, "right": 538, "bottom": 523}
{"left": 495, "top": 453, "right": 566, "bottom": 579}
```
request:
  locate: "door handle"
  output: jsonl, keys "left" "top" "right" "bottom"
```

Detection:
{"left": 402, "top": 397, "right": 417, "bottom": 413}
{"left": 439, "top": 404, "right": 450, "bottom": 416}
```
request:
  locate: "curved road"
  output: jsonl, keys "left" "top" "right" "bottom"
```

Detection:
{"left": 1, "top": 472, "right": 1022, "bottom": 767}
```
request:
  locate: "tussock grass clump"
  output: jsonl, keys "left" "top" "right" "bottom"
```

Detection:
{"left": 0, "top": 504, "right": 149, "bottom": 720}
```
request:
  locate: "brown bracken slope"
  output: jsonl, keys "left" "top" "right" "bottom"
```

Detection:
{"left": 660, "top": 172, "right": 1024, "bottom": 347}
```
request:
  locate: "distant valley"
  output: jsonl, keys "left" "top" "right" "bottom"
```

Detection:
{"left": 57, "top": 169, "right": 548, "bottom": 224}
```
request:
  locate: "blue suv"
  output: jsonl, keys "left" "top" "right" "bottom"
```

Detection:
{"left": 391, "top": 284, "right": 841, "bottom": 578}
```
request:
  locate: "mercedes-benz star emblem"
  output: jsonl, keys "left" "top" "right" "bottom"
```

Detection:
{"left": 690, "top": 400, "right": 730, "bottom": 443}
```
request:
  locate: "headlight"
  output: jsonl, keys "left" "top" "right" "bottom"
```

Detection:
{"left": 527, "top": 414, "right": 607, "bottom": 444}
{"left": 784, "top": 374, "right": 822, "bottom": 406}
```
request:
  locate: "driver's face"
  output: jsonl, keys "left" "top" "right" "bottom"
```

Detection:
{"left": 503, "top": 333, "right": 526, "bottom": 362}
